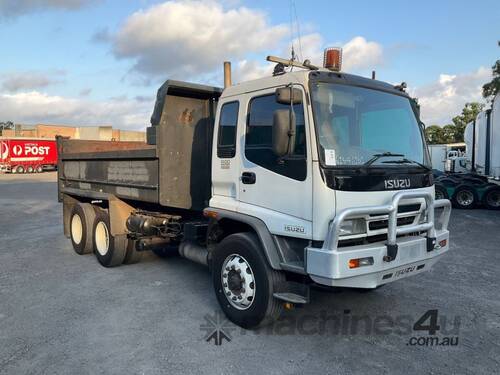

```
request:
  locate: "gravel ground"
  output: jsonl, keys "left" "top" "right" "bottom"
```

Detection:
{"left": 0, "top": 172, "right": 499, "bottom": 375}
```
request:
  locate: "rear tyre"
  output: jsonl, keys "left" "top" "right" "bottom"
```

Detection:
{"left": 93, "top": 209, "right": 127, "bottom": 267}
{"left": 452, "top": 184, "right": 478, "bottom": 209}
{"left": 35, "top": 165, "right": 43, "bottom": 173}
{"left": 434, "top": 184, "right": 449, "bottom": 200}
{"left": 123, "top": 239, "right": 143, "bottom": 264}
{"left": 482, "top": 186, "right": 500, "bottom": 210}
{"left": 26, "top": 165, "right": 34, "bottom": 173}
{"left": 70, "top": 203, "right": 96, "bottom": 255}
{"left": 212, "top": 232, "right": 285, "bottom": 329}
{"left": 13, "top": 165, "right": 24, "bottom": 174}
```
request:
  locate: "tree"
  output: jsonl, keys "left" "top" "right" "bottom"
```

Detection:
{"left": 442, "top": 124, "right": 458, "bottom": 143}
{"left": 482, "top": 60, "right": 500, "bottom": 101}
{"left": 425, "top": 125, "right": 445, "bottom": 144}
{"left": 0, "top": 121, "right": 14, "bottom": 135}
{"left": 451, "top": 102, "right": 484, "bottom": 142}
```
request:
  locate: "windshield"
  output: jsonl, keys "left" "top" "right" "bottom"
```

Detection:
{"left": 310, "top": 82, "right": 429, "bottom": 168}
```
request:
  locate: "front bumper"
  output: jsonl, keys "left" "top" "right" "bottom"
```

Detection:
{"left": 305, "top": 191, "right": 451, "bottom": 288}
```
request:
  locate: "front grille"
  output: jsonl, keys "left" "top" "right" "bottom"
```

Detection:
{"left": 369, "top": 216, "right": 416, "bottom": 230}
{"left": 369, "top": 203, "right": 421, "bottom": 217}
{"left": 338, "top": 230, "right": 426, "bottom": 248}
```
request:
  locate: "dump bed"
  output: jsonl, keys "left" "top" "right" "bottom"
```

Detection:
{"left": 58, "top": 80, "right": 222, "bottom": 211}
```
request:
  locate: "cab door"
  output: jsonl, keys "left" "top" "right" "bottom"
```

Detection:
{"left": 238, "top": 87, "right": 312, "bottom": 238}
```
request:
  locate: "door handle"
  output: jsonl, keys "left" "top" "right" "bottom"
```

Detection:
{"left": 241, "top": 172, "right": 256, "bottom": 184}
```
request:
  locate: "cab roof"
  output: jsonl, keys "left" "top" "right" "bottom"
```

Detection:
{"left": 221, "top": 69, "right": 410, "bottom": 99}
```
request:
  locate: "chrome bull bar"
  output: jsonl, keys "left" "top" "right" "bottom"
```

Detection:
{"left": 323, "top": 191, "right": 452, "bottom": 262}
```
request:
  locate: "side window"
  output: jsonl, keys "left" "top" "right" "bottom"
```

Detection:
{"left": 217, "top": 101, "right": 239, "bottom": 158}
{"left": 245, "top": 93, "right": 307, "bottom": 181}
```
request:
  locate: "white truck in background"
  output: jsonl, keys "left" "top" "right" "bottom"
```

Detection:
{"left": 57, "top": 50, "right": 451, "bottom": 329}
{"left": 464, "top": 93, "right": 500, "bottom": 179}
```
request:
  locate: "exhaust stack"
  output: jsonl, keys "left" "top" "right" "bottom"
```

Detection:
{"left": 224, "top": 61, "right": 232, "bottom": 88}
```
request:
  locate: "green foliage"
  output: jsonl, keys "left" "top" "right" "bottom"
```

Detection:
{"left": 482, "top": 60, "right": 500, "bottom": 100}
{"left": 451, "top": 102, "right": 484, "bottom": 142}
{"left": 425, "top": 125, "right": 445, "bottom": 144}
{"left": 425, "top": 102, "right": 484, "bottom": 144}
{"left": 0, "top": 121, "right": 14, "bottom": 135}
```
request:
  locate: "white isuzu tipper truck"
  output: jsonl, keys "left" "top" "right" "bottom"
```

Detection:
{"left": 57, "top": 49, "right": 451, "bottom": 328}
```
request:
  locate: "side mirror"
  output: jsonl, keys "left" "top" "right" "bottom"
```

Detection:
{"left": 275, "top": 87, "right": 302, "bottom": 105}
{"left": 272, "top": 109, "right": 296, "bottom": 157}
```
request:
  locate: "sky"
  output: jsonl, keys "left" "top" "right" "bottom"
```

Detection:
{"left": 0, "top": 0, "right": 498, "bottom": 130}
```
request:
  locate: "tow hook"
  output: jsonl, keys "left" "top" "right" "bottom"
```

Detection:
{"left": 384, "top": 243, "right": 398, "bottom": 262}
{"left": 426, "top": 237, "right": 436, "bottom": 252}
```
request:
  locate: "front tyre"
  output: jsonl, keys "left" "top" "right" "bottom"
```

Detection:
{"left": 212, "top": 232, "right": 284, "bottom": 329}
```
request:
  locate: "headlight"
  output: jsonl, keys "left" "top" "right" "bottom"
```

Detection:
{"left": 339, "top": 218, "right": 366, "bottom": 236}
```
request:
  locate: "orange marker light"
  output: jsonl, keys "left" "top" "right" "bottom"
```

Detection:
{"left": 349, "top": 257, "right": 374, "bottom": 269}
{"left": 349, "top": 259, "right": 360, "bottom": 269}
{"left": 203, "top": 210, "right": 218, "bottom": 219}
{"left": 323, "top": 47, "right": 342, "bottom": 71}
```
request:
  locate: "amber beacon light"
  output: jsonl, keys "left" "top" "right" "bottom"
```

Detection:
{"left": 323, "top": 47, "right": 342, "bottom": 71}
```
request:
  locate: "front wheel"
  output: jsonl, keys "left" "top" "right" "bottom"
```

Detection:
{"left": 211, "top": 232, "right": 284, "bottom": 329}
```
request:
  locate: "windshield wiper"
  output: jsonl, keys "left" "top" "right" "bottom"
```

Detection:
{"left": 381, "top": 158, "right": 431, "bottom": 171}
{"left": 364, "top": 152, "right": 405, "bottom": 166}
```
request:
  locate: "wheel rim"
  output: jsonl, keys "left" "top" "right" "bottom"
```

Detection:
{"left": 457, "top": 190, "right": 474, "bottom": 206}
{"left": 435, "top": 189, "right": 444, "bottom": 200}
{"left": 221, "top": 254, "right": 256, "bottom": 310}
{"left": 71, "top": 214, "right": 83, "bottom": 245}
{"left": 95, "top": 221, "right": 109, "bottom": 256}
{"left": 27, "top": 166, "right": 33, "bottom": 173}
{"left": 486, "top": 191, "right": 500, "bottom": 207}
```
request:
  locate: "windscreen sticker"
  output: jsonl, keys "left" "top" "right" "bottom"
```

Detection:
{"left": 324, "top": 149, "right": 336, "bottom": 166}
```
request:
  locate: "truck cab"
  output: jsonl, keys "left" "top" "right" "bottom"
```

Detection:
{"left": 58, "top": 53, "right": 451, "bottom": 329}
{"left": 208, "top": 67, "right": 450, "bottom": 291}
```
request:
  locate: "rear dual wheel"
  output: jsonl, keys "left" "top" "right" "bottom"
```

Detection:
{"left": 12, "top": 165, "right": 24, "bottom": 174}
{"left": 483, "top": 186, "right": 500, "bottom": 210}
{"left": 93, "top": 209, "right": 127, "bottom": 267}
{"left": 70, "top": 203, "right": 96, "bottom": 255}
{"left": 452, "top": 185, "right": 478, "bottom": 209}
{"left": 69, "top": 203, "right": 141, "bottom": 266}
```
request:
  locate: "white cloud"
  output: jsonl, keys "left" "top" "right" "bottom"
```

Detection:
{"left": 411, "top": 67, "right": 491, "bottom": 125}
{"left": 1, "top": 71, "right": 65, "bottom": 92}
{"left": 0, "top": 0, "right": 98, "bottom": 18}
{"left": 111, "top": 0, "right": 288, "bottom": 78}
{"left": 0, "top": 91, "right": 152, "bottom": 130}
{"left": 232, "top": 34, "right": 384, "bottom": 83}
{"left": 342, "top": 36, "right": 383, "bottom": 71}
